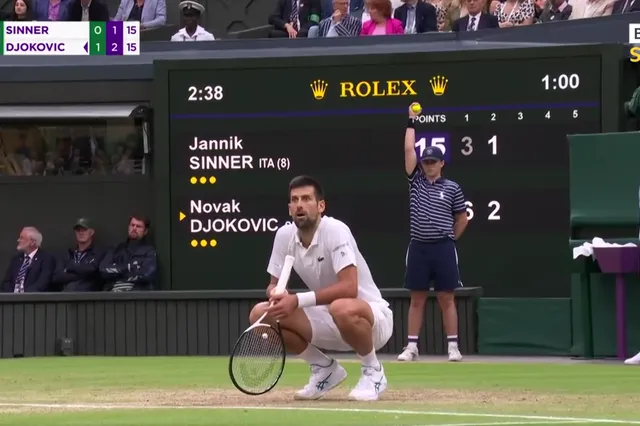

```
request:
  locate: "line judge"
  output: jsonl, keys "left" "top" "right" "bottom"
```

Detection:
{"left": 397, "top": 103, "right": 469, "bottom": 363}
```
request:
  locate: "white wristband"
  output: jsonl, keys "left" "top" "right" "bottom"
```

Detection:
{"left": 296, "top": 291, "right": 317, "bottom": 308}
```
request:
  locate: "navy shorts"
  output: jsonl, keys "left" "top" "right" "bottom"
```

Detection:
{"left": 404, "top": 238, "right": 462, "bottom": 292}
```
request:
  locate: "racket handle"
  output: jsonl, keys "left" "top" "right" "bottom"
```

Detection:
{"left": 273, "top": 255, "right": 295, "bottom": 295}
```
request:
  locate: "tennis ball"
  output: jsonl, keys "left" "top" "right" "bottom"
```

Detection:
{"left": 411, "top": 102, "right": 422, "bottom": 114}
{"left": 262, "top": 333, "right": 268, "bottom": 339}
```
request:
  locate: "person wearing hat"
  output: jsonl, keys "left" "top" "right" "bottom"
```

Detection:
{"left": 396, "top": 103, "right": 469, "bottom": 363}
{"left": 52, "top": 218, "right": 105, "bottom": 292}
{"left": 170, "top": 0, "right": 214, "bottom": 41}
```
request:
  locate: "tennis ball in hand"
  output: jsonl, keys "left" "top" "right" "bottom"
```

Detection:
{"left": 411, "top": 102, "right": 422, "bottom": 114}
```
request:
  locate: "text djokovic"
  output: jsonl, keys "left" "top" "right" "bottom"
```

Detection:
{"left": 189, "top": 199, "right": 280, "bottom": 233}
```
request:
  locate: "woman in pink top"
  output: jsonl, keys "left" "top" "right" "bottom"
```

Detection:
{"left": 361, "top": 0, "right": 404, "bottom": 35}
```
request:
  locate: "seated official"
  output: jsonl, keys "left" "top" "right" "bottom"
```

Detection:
{"left": 33, "top": 0, "right": 71, "bottom": 20}
{"left": 62, "top": 0, "right": 109, "bottom": 21}
{"left": 268, "top": 0, "right": 321, "bottom": 38}
{"left": 113, "top": 0, "right": 166, "bottom": 29}
{"left": 1, "top": 227, "right": 55, "bottom": 293}
{"left": 394, "top": 0, "right": 438, "bottom": 33}
{"left": 170, "top": 0, "right": 214, "bottom": 41}
{"left": 99, "top": 215, "right": 157, "bottom": 292}
{"left": 52, "top": 219, "right": 105, "bottom": 292}
{"left": 312, "top": 0, "right": 361, "bottom": 37}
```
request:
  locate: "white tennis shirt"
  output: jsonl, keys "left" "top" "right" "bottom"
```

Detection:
{"left": 267, "top": 216, "right": 388, "bottom": 306}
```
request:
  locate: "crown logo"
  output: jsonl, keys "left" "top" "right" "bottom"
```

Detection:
{"left": 429, "top": 75, "right": 448, "bottom": 96}
{"left": 310, "top": 80, "right": 328, "bottom": 100}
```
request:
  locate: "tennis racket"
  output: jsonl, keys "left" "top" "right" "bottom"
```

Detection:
{"left": 228, "top": 255, "right": 295, "bottom": 395}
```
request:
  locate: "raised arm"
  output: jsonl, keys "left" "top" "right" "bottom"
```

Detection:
{"left": 404, "top": 103, "right": 420, "bottom": 176}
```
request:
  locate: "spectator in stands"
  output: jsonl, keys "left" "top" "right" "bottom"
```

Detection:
{"left": 321, "top": 0, "right": 362, "bottom": 18}
{"left": 1, "top": 227, "right": 55, "bottom": 293}
{"left": 33, "top": 0, "right": 70, "bottom": 20}
{"left": 62, "top": 0, "right": 109, "bottom": 21}
{"left": 268, "top": 0, "right": 321, "bottom": 38}
{"left": 452, "top": 0, "right": 498, "bottom": 30}
{"left": 52, "top": 219, "right": 105, "bottom": 292}
{"left": 394, "top": 0, "right": 438, "bottom": 33}
{"left": 568, "top": 0, "right": 614, "bottom": 18}
{"left": 427, "top": 0, "right": 464, "bottom": 31}
{"left": 360, "top": 0, "right": 404, "bottom": 34}
{"left": 537, "top": 0, "right": 572, "bottom": 21}
{"left": 612, "top": 0, "right": 640, "bottom": 13}
{"left": 311, "top": 0, "right": 362, "bottom": 37}
{"left": 494, "top": 0, "right": 535, "bottom": 26}
{"left": 11, "top": 0, "right": 33, "bottom": 19}
{"left": 170, "top": 1, "right": 214, "bottom": 41}
{"left": 99, "top": 215, "right": 157, "bottom": 292}
{"left": 113, "top": 0, "right": 166, "bottom": 29}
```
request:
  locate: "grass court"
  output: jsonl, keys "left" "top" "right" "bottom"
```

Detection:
{"left": 0, "top": 356, "right": 638, "bottom": 425}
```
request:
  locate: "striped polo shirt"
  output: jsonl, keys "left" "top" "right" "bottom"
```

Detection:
{"left": 408, "top": 167, "right": 466, "bottom": 242}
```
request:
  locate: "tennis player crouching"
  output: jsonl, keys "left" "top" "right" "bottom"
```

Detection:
{"left": 249, "top": 175, "right": 394, "bottom": 402}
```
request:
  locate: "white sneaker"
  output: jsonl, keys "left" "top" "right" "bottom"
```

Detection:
{"left": 348, "top": 364, "right": 387, "bottom": 401}
{"left": 397, "top": 346, "right": 419, "bottom": 361}
{"left": 294, "top": 359, "right": 347, "bottom": 400}
{"left": 448, "top": 345, "right": 463, "bottom": 362}
{"left": 624, "top": 351, "right": 640, "bottom": 365}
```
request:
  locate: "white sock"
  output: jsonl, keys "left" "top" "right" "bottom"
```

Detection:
{"left": 299, "top": 345, "right": 332, "bottom": 367}
{"left": 360, "top": 349, "right": 381, "bottom": 369}
{"left": 407, "top": 342, "right": 418, "bottom": 351}
{"left": 447, "top": 335, "right": 459, "bottom": 350}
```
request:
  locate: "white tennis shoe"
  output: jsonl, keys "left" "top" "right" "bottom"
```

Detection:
{"left": 397, "top": 346, "right": 419, "bottom": 361}
{"left": 294, "top": 359, "right": 347, "bottom": 400}
{"left": 624, "top": 351, "right": 640, "bottom": 365}
{"left": 448, "top": 345, "right": 463, "bottom": 362}
{"left": 348, "top": 364, "right": 387, "bottom": 401}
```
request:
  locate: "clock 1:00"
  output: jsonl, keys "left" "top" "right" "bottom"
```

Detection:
{"left": 541, "top": 74, "right": 580, "bottom": 91}
{"left": 187, "top": 85, "right": 224, "bottom": 101}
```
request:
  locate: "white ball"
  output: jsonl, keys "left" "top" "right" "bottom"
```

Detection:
{"left": 261, "top": 333, "right": 268, "bottom": 339}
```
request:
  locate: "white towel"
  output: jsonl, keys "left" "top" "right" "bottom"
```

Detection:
{"left": 572, "top": 237, "right": 637, "bottom": 260}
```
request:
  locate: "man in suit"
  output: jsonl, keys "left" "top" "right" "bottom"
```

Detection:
{"left": 61, "top": 0, "right": 110, "bottom": 21}
{"left": 538, "top": 0, "right": 572, "bottom": 21}
{"left": 268, "top": 0, "right": 321, "bottom": 38}
{"left": 612, "top": 0, "right": 640, "bottom": 13}
{"left": 394, "top": 0, "right": 438, "bottom": 33}
{"left": 452, "top": 0, "right": 498, "bottom": 31}
{"left": 313, "top": 0, "right": 362, "bottom": 37}
{"left": 1, "top": 227, "right": 55, "bottom": 293}
{"left": 52, "top": 219, "right": 105, "bottom": 292}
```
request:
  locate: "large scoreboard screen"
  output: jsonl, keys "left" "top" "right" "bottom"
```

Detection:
{"left": 159, "top": 47, "right": 602, "bottom": 297}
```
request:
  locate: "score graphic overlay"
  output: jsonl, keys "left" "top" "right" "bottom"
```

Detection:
{"left": 165, "top": 53, "right": 601, "bottom": 295}
{"left": 0, "top": 22, "right": 139, "bottom": 55}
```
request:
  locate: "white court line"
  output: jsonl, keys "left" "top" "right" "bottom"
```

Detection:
{"left": 408, "top": 422, "right": 587, "bottom": 426}
{"left": 0, "top": 403, "right": 637, "bottom": 424}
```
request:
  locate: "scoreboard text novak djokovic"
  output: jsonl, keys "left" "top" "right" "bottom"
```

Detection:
{"left": 1, "top": 21, "right": 140, "bottom": 55}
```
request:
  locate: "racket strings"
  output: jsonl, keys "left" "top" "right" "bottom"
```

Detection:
{"left": 230, "top": 325, "right": 284, "bottom": 394}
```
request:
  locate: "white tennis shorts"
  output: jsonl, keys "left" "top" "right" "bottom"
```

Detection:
{"left": 302, "top": 301, "right": 394, "bottom": 352}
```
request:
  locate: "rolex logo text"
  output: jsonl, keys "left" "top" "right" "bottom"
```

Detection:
{"left": 339, "top": 80, "right": 417, "bottom": 98}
